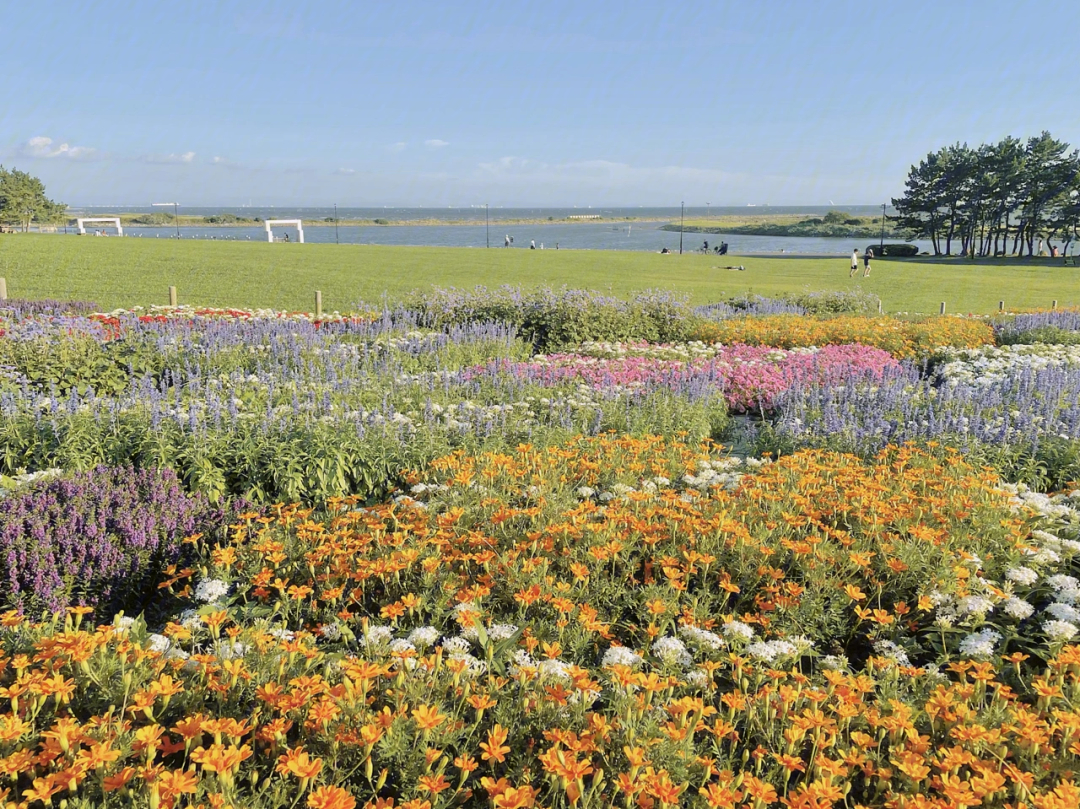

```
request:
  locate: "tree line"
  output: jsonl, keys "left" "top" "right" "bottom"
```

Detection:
{"left": 892, "top": 132, "right": 1080, "bottom": 257}
{"left": 0, "top": 166, "right": 65, "bottom": 231}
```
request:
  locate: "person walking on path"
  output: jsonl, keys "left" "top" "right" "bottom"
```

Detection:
{"left": 530, "top": 240, "right": 536, "bottom": 250}
{"left": 863, "top": 248, "right": 873, "bottom": 277}
{"left": 850, "top": 248, "right": 859, "bottom": 277}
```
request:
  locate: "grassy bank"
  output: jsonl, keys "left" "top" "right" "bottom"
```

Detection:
{"left": 0, "top": 233, "right": 1076, "bottom": 313}
{"left": 663, "top": 212, "right": 907, "bottom": 239}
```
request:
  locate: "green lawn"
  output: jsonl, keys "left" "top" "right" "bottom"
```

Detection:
{"left": 1, "top": 233, "right": 1077, "bottom": 314}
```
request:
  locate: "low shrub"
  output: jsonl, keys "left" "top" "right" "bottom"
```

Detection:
{"left": 0, "top": 466, "right": 220, "bottom": 618}
{"left": 867, "top": 243, "right": 919, "bottom": 257}
{"left": 782, "top": 287, "right": 881, "bottom": 315}
{"left": 405, "top": 286, "right": 695, "bottom": 351}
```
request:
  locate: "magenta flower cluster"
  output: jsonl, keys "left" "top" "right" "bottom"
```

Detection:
{"left": 471, "top": 343, "right": 899, "bottom": 412}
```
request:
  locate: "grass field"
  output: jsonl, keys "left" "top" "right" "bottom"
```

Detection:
{"left": 1, "top": 233, "right": 1077, "bottom": 314}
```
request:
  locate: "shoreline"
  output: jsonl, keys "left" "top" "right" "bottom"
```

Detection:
{"left": 70, "top": 215, "right": 660, "bottom": 229}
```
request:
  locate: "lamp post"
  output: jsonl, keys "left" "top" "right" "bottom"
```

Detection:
{"left": 334, "top": 203, "right": 339, "bottom": 244}
{"left": 879, "top": 203, "right": 886, "bottom": 252}
{"left": 485, "top": 203, "right": 489, "bottom": 248}
{"left": 153, "top": 202, "right": 180, "bottom": 238}
{"left": 679, "top": 201, "right": 684, "bottom": 255}
{"left": 706, "top": 202, "right": 710, "bottom": 221}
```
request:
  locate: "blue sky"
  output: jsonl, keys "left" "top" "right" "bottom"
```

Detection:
{"left": 2, "top": 0, "right": 1077, "bottom": 207}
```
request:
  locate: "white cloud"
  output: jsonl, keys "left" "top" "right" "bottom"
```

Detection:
{"left": 334, "top": 167, "right": 356, "bottom": 175}
{"left": 388, "top": 142, "right": 407, "bottom": 153}
{"left": 142, "top": 151, "right": 196, "bottom": 165}
{"left": 424, "top": 139, "right": 450, "bottom": 148}
{"left": 20, "top": 136, "right": 98, "bottom": 160}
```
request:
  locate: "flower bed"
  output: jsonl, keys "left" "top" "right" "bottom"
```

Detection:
{"left": 689, "top": 315, "right": 995, "bottom": 359}
{"left": 469, "top": 343, "right": 898, "bottom": 412}
{"left": 4, "top": 439, "right": 1080, "bottom": 807}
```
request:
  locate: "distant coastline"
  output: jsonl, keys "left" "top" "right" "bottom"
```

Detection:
{"left": 77, "top": 213, "right": 655, "bottom": 229}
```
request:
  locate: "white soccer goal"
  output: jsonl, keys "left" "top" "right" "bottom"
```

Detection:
{"left": 76, "top": 217, "right": 123, "bottom": 236}
{"left": 265, "top": 219, "right": 304, "bottom": 243}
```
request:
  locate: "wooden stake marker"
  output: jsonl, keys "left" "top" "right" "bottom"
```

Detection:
{"left": 169, "top": 286, "right": 178, "bottom": 306}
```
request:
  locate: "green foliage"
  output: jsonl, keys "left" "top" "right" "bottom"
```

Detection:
{"left": 202, "top": 213, "right": 252, "bottom": 224}
{"left": 372, "top": 218, "right": 390, "bottom": 224}
{"left": 868, "top": 243, "right": 919, "bottom": 257}
{"left": 405, "top": 287, "right": 695, "bottom": 352}
{"left": 893, "top": 133, "right": 1080, "bottom": 256}
{"left": 782, "top": 287, "right": 882, "bottom": 315}
{"left": 127, "top": 213, "right": 174, "bottom": 225}
{"left": 0, "top": 334, "right": 163, "bottom": 396}
{"left": 0, "top": 166, "right": 64, "bottom": 230}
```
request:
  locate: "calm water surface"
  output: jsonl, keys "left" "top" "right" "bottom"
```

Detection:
{"left": 85, "top": 221, "right": 932, "bottom": 255}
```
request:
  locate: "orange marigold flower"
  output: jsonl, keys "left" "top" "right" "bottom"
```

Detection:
{"left": 277, "top": 747, "right": 324, "bottom": 780}
{"left": 480, "top": 724, "right": 511, "bottom": 764}
{"left": 158, "top": 768, "right": 199, "bottom": 798}
{"left": 412, "top": 704, "right": 446, "bottom": 731}
{"left": 103, "top": 766, "right": 136, "bottom": 792}
{"left": 308, "top": 785, "right": 357, "bottom": 809}
{"left": 417, "top": 774, "right": 453, "bottom": 795}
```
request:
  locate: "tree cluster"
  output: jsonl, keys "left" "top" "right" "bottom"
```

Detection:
{"left": 0, "top": 166, "right": 65, "bottom": 231}
{"left": 892, "top": 133, "right": 1080, "bottom": 257}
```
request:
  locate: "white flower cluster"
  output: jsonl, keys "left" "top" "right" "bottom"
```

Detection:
{"left": 194, "top": 578, "right": 230, "bottom": 604}
{"left": 682, "top": 456, "right": 766, "bottom": 491}
{"left": 678, "top": 624, "right": 725, "bottom": 651}
{"left": 938, "top": 344, "right": 1080, "bottom": 387}
{"left": 958, "top": 628, "right": 1001, "bottom": 658}
{"left": 873, "top": 639, "right": 912, "bottom": 667}
{"left": 408, "top": 626, "right": 440, "bottom": 647}
{"left": 573, "top": 341, "right": 806, "bottom": 364}
{"left": 320, "top": 623, "right": 345, "bottom": 642}
{"left": 651, "top": 636, "right": 693, "bottom": 668}
{"left": 570, "top": 455, "right": 769, "bottom": 503}
{"left": 1043, "top": 620, "right": 1079, "bottom": 642}
{"left": 601, "top": 645, "right": 644, "bottom": 668}
{"left": 575, "top": 341, "right": 721, "bottom": 361}
{"left": 1005, "top": 566, "right": 1039, "bottom": 586}
{"left": 721, "top": 620, "right": 756, "bottom": 642}
{"left": 439, "top": 635, "right": 487, "bottom": 677}
{"left": 1001, "top": 482, "right": 1080, "bottom": 522}
{"left": 747, "top": 639, "right": 799, "bottom": 663}
{"left": 0, "top": 467, "right": 63, "bottom": 499}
